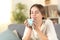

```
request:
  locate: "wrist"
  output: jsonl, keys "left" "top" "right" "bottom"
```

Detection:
{"left": 35, "top": 27, "right": 40, "bottom": 32}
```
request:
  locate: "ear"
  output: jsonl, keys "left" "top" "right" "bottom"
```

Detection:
{"left": 42, "top": 15, "right": 45, "bottom": 19}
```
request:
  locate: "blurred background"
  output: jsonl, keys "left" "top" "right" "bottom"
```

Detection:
{"left": 0, "top": 0, "right": 60, "bottom": 40}
{"left": 11, "top": 0, "right": 60, "bottom": 24}
{"left": 0, "top": 0, "right": 60, "bottom": 33}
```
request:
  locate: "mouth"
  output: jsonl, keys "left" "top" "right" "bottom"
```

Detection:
{"left": 33, "top": 18, "right": 37, "bottom": 20}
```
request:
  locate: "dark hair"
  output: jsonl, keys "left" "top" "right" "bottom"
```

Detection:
{"left": 30, "top": 4, "right": 46, "bottom": 19}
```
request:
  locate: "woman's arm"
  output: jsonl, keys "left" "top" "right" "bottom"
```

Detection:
{"left": 22, "top": 27, "right": 32, "bottom": 40}
{"left": 22, "top": 20, "right": 33, "bottom": 40}
{"left": 35, "top": 27, "right": 48, "bottom": 40}
{"left": 33, "top": 19, "right": 48, "bottom": 40}
{"left": 45, "top": 19, "right": 58, "bottom": 40}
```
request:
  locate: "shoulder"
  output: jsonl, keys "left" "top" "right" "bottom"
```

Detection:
{"left": 45, "top": 18, "right": 52, "bottom": 23}
{"left": 44, "top": 18, "right": 54, "bottom": 27}
{"left": 45, "top": 18, "right": 53, "bottom": 24}
{"left": 44, "top": 19, "right": 58, "bottom": 40}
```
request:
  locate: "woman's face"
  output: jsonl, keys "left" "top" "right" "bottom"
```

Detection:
{"left": 30, "top": 6, "right": 42, "bottom": 21}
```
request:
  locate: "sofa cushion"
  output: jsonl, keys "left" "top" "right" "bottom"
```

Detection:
{"left": 54, "top": 24, "right": 60, "bottom": 40}
{"left": 8, "top": 24, "right": 25, "bottom": 39}
{"left": 0, "top": 29, "right": 20, "bottom": 40}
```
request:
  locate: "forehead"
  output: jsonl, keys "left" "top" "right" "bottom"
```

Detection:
{"left": 31, "top": 6, "right": 39, "bottom": 11}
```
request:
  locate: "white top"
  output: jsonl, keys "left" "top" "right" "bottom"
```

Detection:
{"left": 22, "top": 19, "right": 58, "bottom": 40}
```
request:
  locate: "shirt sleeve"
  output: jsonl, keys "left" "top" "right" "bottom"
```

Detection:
{"left": 45, "top": 19, "right": 58, "bottom": 40}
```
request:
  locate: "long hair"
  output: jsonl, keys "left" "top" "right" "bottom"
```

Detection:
{"left": 30, "top": 4, "right": 46, "bottom": 19}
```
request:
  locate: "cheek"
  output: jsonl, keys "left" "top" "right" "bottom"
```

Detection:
{"left": 37, "top": 14, "right": 42, "bottom": 18}
{"left": 30, "top": 14, "right": 34, "bottom": 18}
{"left": 30, "top": 14, "right": 42, "bottom": 19}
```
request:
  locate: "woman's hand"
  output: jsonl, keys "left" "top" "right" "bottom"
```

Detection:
{"left": 33, "top": 19, "right": 48, "bottom": 40}
{"left": 33, "top": 18, "right": 42, "bottom": 31}
{"left": 22, "top": 20, "right": 32, "bottom": 40}
{"left": 24, "top": 20, "right": 32, "bottom": 29}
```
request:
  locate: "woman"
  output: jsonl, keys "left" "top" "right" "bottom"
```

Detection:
{"left": 22, "top": 4, "right": 58, "bottom": 40}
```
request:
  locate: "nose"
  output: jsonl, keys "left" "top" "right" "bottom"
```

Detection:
{"left": 33, "top": 12, "right": 36, "bottom": 16}
{"left": 32, "top": 13, "right": 36, "bottom": 19}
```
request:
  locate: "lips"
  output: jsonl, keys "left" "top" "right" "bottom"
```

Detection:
{"left": 33, "top": 17, "right": 37, "bottom": 20}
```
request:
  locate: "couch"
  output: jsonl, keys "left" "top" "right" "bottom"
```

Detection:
{"left": 54, "top": 24, "right": 60, "bottom": 40}
{"left": 8, "top": 24, "right": 25, "bottom": 40}
{"left": 3, "top": 24, "right": 59, "bottom": 40}
{"left": 0, "top": 29, "right": 20, "bottom": 40}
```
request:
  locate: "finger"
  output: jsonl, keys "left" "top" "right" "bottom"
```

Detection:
{"left": 24, "top": 20, "right": 30, "bottom": 27}
{"left": 33, "top": 20, "right": 38, "bottom": 25}
{"left": 24, "top": 20, "right": 28, "bottom": 26}
{"left": 24, "top": 20, "right": 27, "bottom": 24}
{"left": 33, "top": 22, "right": 36, "bottom": 27}
{"left": 33, "top": 23, "right": 37, "bottom": 29}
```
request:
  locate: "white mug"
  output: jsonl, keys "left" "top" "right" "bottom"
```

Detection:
{"left": 27, "top": 19, "right": 33, "bottom": 26}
